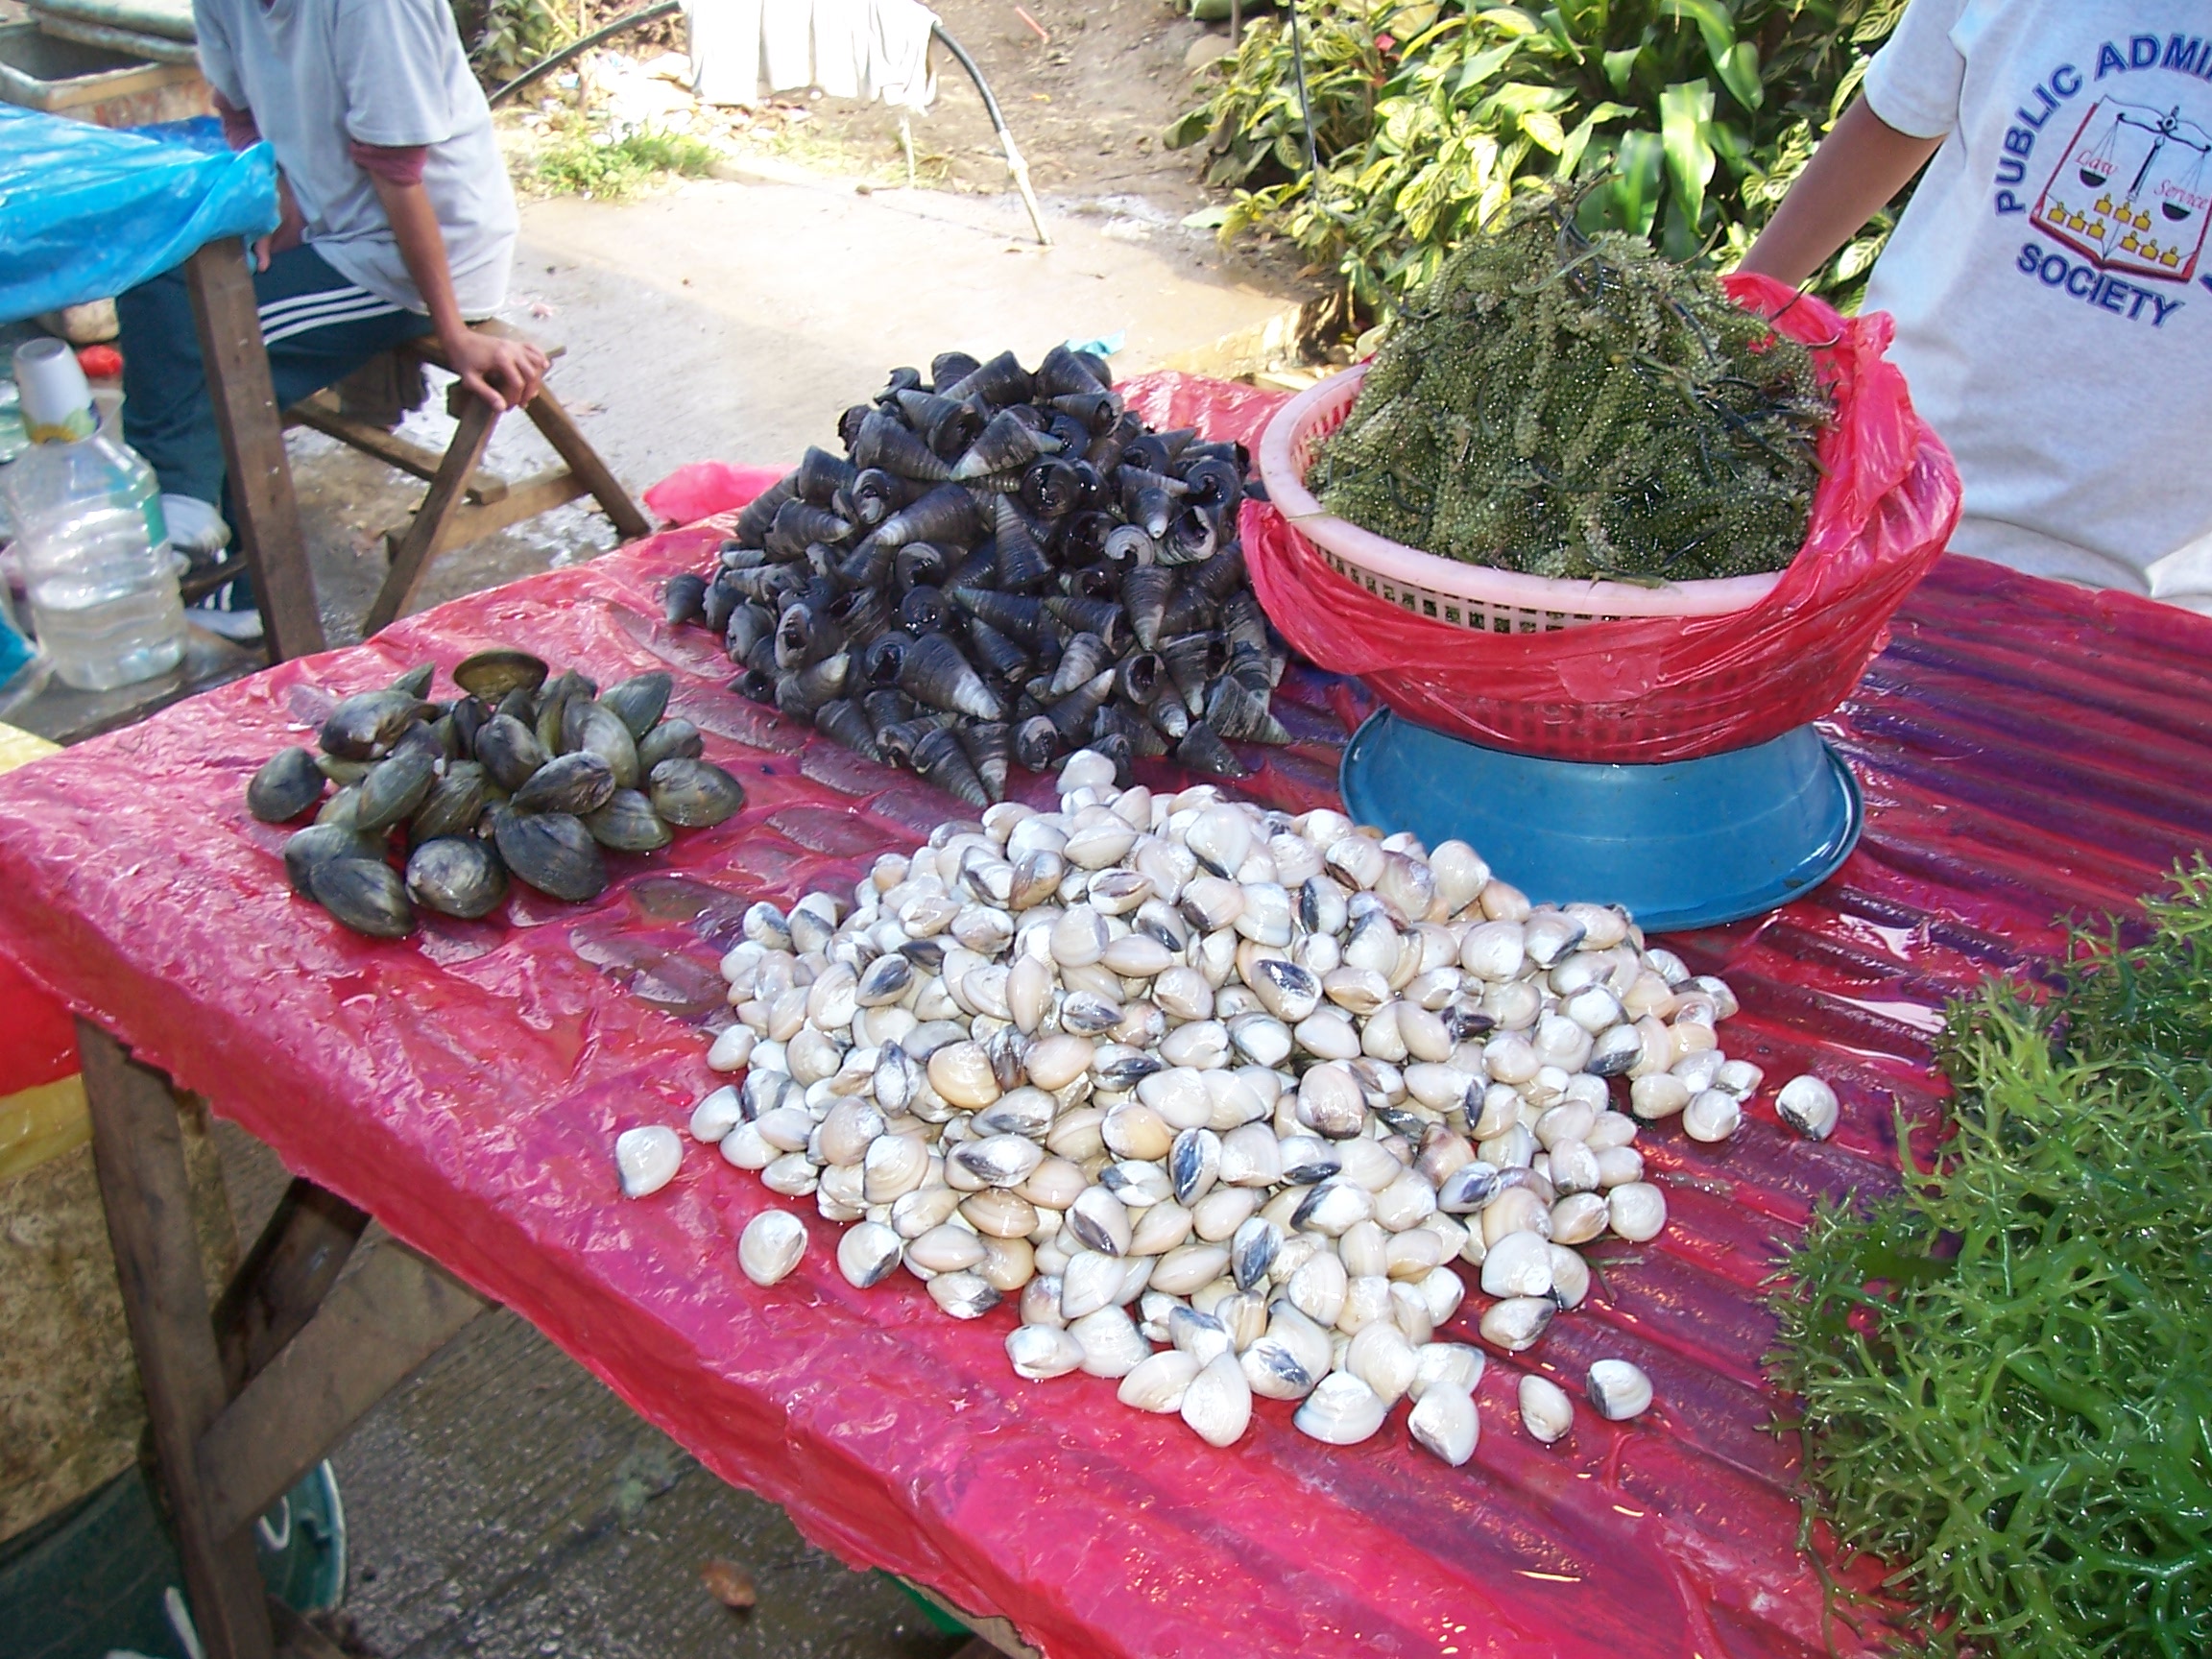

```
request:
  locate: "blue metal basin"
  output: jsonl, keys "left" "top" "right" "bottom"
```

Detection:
{"left": 1337, "top": 709, "right": 1862, "bottom": 931}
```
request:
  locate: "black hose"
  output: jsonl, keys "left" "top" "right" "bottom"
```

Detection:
{"left": 1285, "top": 0, "right": 1320, "bottom": 180}
{"left": 489, "top": 0, "right": 684, "bottom": 107}
{"left": 928, "top": 22, "right": 1010, "bottom": 141}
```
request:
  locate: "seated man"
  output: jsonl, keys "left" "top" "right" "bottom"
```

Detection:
{"left": 120, "top": 0, "right": 546, "bottom": 641}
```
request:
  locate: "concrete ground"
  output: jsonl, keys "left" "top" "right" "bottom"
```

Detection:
{"left": 162, "top": 170, "right": 1300, "bottom": 1658}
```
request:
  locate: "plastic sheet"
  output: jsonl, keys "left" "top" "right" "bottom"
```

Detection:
{"left": 0, "top": 105, "right": 278, "bottom": 325}
{"left": 641, "top": 459, "right": 789, "bottom": 527}
{"left": 3, "top": 430, "right": 2210, "bottom": 1654}
{"left": 1233, "top": 280, "right": 1964, "bottom": 762}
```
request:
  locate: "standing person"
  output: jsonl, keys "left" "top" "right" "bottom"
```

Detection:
{"left": 118, "top": 0, "right": 547, "bottom": 642}
{"left": 1740, "top": 2, "right": 2212, "bottom": 611}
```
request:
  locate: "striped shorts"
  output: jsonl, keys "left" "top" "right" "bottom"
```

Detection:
{"left": 255, "top": 277, "right": 408, "bottom": 347}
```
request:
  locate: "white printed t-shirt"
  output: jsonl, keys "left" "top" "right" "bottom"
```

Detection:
{"left": 1861, "top": 1, "right": 2212, "bottom": 606}
{"left": 195, "top": 0, "right": 517, "bottom": 319}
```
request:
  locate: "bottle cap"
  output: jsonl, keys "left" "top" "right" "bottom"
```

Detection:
{"left": 12, "top": 337, "right": 96, "bottom": 444}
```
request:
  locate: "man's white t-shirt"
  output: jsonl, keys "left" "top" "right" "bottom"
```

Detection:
{"left": 1861, "top": 1, "right": 2212, "bottom": 607}
{"left": 195, "top": 0, "right": 517, "bottom": 319}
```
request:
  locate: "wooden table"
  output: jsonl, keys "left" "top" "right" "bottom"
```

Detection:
{"left": 4, "top": 524, "right": 2208, "bottom": 1659}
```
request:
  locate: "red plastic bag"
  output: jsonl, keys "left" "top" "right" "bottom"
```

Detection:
{"left": 1238, "top": 277, "right": 1964, "bottom": 762}
{"left": 642, "top": 461, "right": 789, "bottom": 527}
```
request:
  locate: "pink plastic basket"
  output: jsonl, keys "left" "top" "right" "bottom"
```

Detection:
{"left": 1257, "top": 364, "right": 1783, "bottom": 633}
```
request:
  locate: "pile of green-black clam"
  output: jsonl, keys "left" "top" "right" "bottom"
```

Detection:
{"left": 245, "top": 654, "right": 746, "bottom": 937}
{"left": 619, "top": 752, "right": 1832, "bottom": 1457}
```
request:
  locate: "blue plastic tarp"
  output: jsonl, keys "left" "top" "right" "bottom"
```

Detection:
{"left": 0, "top": 104, "right": 277, "bottom": 325}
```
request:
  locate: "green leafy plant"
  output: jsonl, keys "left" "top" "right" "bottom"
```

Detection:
{"left": 451, "top": 0, "right": 569, "bottom": 84}
{"left": 1168, "top": 0, "right": 1909, "bottom": 314}
{"left": 531, "top": 117, "right": 721, "bottom": 200}
{"left": 1769, "top": 862, "right": 2212, "bottom": 1656}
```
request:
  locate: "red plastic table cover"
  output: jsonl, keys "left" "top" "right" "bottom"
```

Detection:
{"left": 6, "top": 450, "right": 2212, "bottom": 1659}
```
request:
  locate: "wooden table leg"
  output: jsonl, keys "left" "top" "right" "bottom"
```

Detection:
{"left": 214, "top": 1176, "right": 371, "bottom": 1394}
{"left": 521, "top": 385, "right": 652, "bottom": 541}
{"left": 79, "top": 1020, "right": 276, "bottom": 1659}
{"left": 362, "top": 393, "right": 497, "bottom": 637}
{"left": 183, "top": 239, "right": 327, "bottom": 662}
{"left": 199, "top": 1238, "right": 487, "bottom": 1539}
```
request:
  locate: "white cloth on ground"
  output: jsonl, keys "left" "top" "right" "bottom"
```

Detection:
{"left": 685, "top": 0, "right": 938, "bottom": 111}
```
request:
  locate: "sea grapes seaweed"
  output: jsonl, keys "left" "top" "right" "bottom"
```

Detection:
{"left": 1770, "top": 859, "right": 2212, "bottom": 1657}
{"left": 1317, "top": 189, "right": 1831, "bottom": 584}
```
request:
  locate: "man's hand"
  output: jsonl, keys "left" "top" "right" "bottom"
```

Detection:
{"left": 444, "top": 328, "right": 548, "bottom": 412}
{"left": 253, "top": 175, "right": 306, "bottom": 272}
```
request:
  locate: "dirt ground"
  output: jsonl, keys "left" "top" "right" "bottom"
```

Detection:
{"left": 538, "top": 0, "right": 1248, "bottom": 214}
{"left": 777, "top": 0, "right": 1236, "bottom": 208}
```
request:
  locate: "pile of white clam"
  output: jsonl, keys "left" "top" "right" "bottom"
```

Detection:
{"left": 620, "top": 750, "right": 1838, "bottom": 1460}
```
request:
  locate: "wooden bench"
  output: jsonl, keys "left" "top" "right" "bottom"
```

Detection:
{"left": 282, "top": 321, "right": 650, "bottom": 636}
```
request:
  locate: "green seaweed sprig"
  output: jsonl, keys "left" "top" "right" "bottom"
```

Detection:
{"left": 1315, "top": 188, "right": 1831, "bottom": 583}
{"left": 1770, "top": 861, "right": 2212, "bottom": 1657}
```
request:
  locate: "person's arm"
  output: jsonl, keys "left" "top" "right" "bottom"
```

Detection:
{"left": 1738, "top": 98, "right": 1945, "bottom": 288}
{"left": 211, "top": 91, "right": 304, "bottom": 271}
{"left": 368, "top": 173, "right": 546, "bottom": 412}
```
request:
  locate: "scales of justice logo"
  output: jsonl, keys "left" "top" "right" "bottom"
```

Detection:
{"left": 2033, "top": 96, "right": 2212, "bottom": 283}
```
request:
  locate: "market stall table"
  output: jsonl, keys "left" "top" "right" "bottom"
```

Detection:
{"left": 3, "top": 447, "right": 2209, "bottom": 1657}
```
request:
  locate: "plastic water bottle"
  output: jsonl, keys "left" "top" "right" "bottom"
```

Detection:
{"left": 0, "top": 579, "right": 35, "bottom": 696}
{"left": 3, "top": 338, "right": 184, "bottom": 691}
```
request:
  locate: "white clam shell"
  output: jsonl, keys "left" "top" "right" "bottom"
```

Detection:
{"left": 1385, "top": 1229, "right": 1448, "bottom": 1285}
{"left": 615, "top": 1125, "right": 683, "bottom": 1198}
{"left": 707, "top": 1025, "right": 756, "bottom": 1071}
{"left": 928, "top": 1269, "right": 1002, "bottom": 1319}
{"left": 1478, "top": 1295, "right": 1553, "bottom": 1353}
{"left": 836, "top": 1220, "right": 903, "bottom": 1288}
{"left": 1416, "top": 1264, "right": 1465, "bottom": 1326}
{"left": 1548, "top": 1244, "right": 1591, "bottom": 1310}
{"left": 738, "top": 1209, "right": 807, "bottom": 1286}
{"left": 1068, "top": 1305, "right": 1150, "bottom": 1378}
{"left": 1587, "top": 1358, "right": 1654, "bottom": 1420}
{"left": 1006, "top": 1324, "right": 1086, "bottom": 1381}
{"left": 1629, "top": 1071, "right": 1691, "bottom": 1120}
{"left": 1180, "top": 1351, "right": 1253, "bottom": 1447}
{"left": 1407, "top": 1382, "right": 1479, "bottom": 1466}
{"left": 1058, "top": 750, "right": 1117, "bottom": 792}
{"left": 1118, "top": 1348, "right": 1203, "bottom": 1412}
{"left": 1776, "top": 1073, "right": 1840, "bottom": 1140}
{"left": 1347, "top": 1320, "right": 1419, "bottom": 1405}
{"left": 1479, "top": 1230, "right": 1554, "bottom": 1300}
{"left": 1409, "top": 1341, "right": 1484, "bottom": 1401}
{"left": 1519, "top": 1374, "right": 1574, "bottom": 1443}
{"left": 1387, "top": 1280, "right": 1433, "bottom": 1346}
{"left": 688, "top": 1087, "right": 744, "bottom": 1143}
{"left": 1682, "top": 1089, "right": 1743, "bottom": 1143}
{"left": 1608, "top": 1182, "right": 1669, "bottom": 1242}
{"left": 1286, "top": 1249, "right": 1348, "bottom": 1327}
{"left": 1059, "top": 1248, "right": 1126, "bottom": 1320}
{"left": 1293, "top": 1372, "right": 1388, "bottom": 1445}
